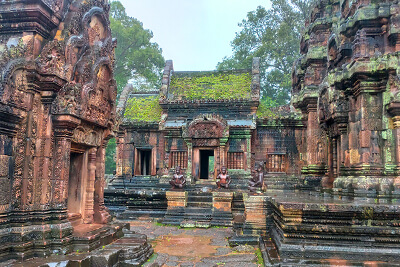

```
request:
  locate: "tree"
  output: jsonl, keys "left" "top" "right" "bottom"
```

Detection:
{"left": 106, "top": 1, "right": 165, "bottom": 174}
{"left": 110, "top": 1, "right": 165, "bottom": 93}
{"left": 105, "top": 138, "right": 116, "bottom": 174}
{"left": 217, "top": 0, "right": 313, "bottom": 105}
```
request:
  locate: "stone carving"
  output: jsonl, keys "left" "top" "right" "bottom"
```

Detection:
{"left": 185, "top": 114, "right": 229, "bottom": 139}
{"left": 169, "top": 166, "right": 186, "bottom": 189}
{"left": 216, "top": 166, "right": 231, "bottom": 189}
{"left": 248, "top": 162, "right": 265, "bottom": 192}
{"left": 0, "top": 0, "right": 117, "bottom": 261}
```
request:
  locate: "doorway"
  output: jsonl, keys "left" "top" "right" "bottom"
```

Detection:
{"left": 200, "top": 150, "right": 214, "bottom": 179}
{"left": 68, "top": 152, "right": 88, "bottom": 224}
{"left": 137, "top": 149, "right": 151, "bottom": 175}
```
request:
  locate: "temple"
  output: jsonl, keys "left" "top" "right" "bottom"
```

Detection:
{"left": 106, "top": 0, "right": 400, "bottom": 265}
{"left": 1, "top": 0, "right": 400, "bottom": 265}
{"left": 114, "top": 58, "right": 304, "bottom": 186}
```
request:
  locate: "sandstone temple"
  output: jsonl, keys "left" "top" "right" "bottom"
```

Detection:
{"left": 1, "top": 0, "right": 400, "bottom": 266}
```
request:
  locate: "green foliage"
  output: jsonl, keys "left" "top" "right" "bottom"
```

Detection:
{"left": 110, "top": 1, "right": 165, "bottom": 93}
{"left": 256, "top": 97, "right": 278, "bottom": 118}
{"left": 105, "top": 138, "right": 116, "bottom": 174}
{"left": 255, "top": 247, "right": 264, "bottom": 265}
{"left": 170, "top": 72, "right": 252, "bottom": 100}
{"left": 217, "top": 0, "right": 313, "bottom": 105}
{"left": 124, "top": 96, "right": 162, "bottom": 122}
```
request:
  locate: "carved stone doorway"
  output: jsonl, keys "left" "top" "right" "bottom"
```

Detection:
{"left": 135, "top": 149, "right": 152, "bottom": 175}
{"left": 200, "top": 149, "right": 214, "bottom": 179}
{"left": 68, "top": 150, "right": 88, "bottom": 226}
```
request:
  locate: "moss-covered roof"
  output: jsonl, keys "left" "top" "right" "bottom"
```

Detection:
{"left": 124, "top": 95, "right": 162, "bottom": 122}
{"left": 168, "top": 70, "right": 252, "bottom": 100}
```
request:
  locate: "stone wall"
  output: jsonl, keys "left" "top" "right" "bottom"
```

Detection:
{"left": 293, "top": 0, "right": 400, "bottom": 195}
{"left": 0, "top": 0, "right": 117, "bottom": 260}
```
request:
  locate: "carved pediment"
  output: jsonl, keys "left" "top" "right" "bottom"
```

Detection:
{"left": 184, "top": 114, "right": 229, "bottom": 139}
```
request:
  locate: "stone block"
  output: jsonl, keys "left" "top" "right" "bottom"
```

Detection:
{"left": 360, "top": 130, "right": 371, "bottom": 148}
{"left": 166, "top": 191, "right": 187, "bottom": 207}
{"left": 243, "top": 193, "right": 269, "bottom": 235}
{"left": 212, "top": 191, "right": 233, "bottom": 211}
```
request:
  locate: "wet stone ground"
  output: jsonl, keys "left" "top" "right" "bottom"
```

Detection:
{"left": 129, "top": 220, "right": 263, "bottom": 267}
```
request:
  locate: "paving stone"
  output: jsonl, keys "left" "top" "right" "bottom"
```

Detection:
{"left": 168, "top": 255, "right": 180, "bottom": 261}
{"left": 194, "top": 263, "right": 215, "bottom": 267}
{"left": 180, "top": 262, "right": 195, "bottom": 267}
{"left": 222, "top": 262, "right": 258, "bottom": 267}
{"left": 201, "top": 254, "right": 257, "bottom": 264}
{"left": 233, "top": 244, "right": 255, "bottom": 252}
{"left": 165, "top": 261, "right": 179, "bottom": 266}
{"left": 215, "top": 247, "right": 232, "bottom": 256}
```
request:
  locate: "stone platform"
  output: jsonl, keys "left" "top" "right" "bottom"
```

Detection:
{"left": 263, "top": 190, "right": 400, "bottom": 265}
{"left": 7, "top": 224, "right": 153, "bottom": 267}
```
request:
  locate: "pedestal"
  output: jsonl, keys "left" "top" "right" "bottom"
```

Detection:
{"left": 162, "top": 191, "right": 187, "bottom": 225}
{"left": 243, "top": 193, "right": 269, "bottom": 235}
{"left": 211, "top": 191, "right": 233, "bottom": 226}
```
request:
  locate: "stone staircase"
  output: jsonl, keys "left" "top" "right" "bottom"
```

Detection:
{"left": 105, "top": 176, "right": 169, "bottom": 220}
{"left": 180, "top": 191, "right": 213, "bottom": 227}
{"left": 8, "top": 228, "right": 153, "bottom": 267}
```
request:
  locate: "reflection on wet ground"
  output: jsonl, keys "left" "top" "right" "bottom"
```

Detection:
{"left": 130, "top": 220, "right": 262, "bottom": 267}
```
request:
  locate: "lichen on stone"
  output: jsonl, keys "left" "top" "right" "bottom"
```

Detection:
{"left": 124, "top": 95, "right": 162, "bottom": 122}
{"left": 168, "top": 71, "right": 252, "bottom": 100}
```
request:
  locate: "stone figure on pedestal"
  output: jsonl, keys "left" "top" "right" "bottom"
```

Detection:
{"left": 249, "top": 163, "right": 265, "bottom": 192}
{"left": 216, "top": 166, "right": 231, "bottom": 189}
{"left": 169, "top": 166, "right": 186, "bottom": 189}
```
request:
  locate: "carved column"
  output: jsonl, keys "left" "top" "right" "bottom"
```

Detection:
{"left": 116, "top": 130, "right": 125, "bottom": 177}
{"left": 94, "top": 142, "right": 110, "bottom": 224}
{"left": 184, "top": 138, "right": 193, "bottom": 184}
{"left": 245, "top": 133, "right": 252, "bottom": 171}
{"left": 220, "top": 138, "right": 228, "bottom": 168}
{"left": 302, "top": 100, "right": 327, "bottom": 182}
{"left": 84, "top": 147, "right": 97, "bottom": 223}
{"left": 52, "top": 115, "right": 80, "bottom": 208}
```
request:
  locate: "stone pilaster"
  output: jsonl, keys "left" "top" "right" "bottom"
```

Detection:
{"left": 52, "top": 115, "right": 80, "bottom": 208}
{"left": 83, "top": 147, "right": 97, "bottom": 223}
{"left": 94, "top": 142, "right": 110, "bottom": 224}
{"left": 184, "top": 138, "right": 193, "bottom": 184}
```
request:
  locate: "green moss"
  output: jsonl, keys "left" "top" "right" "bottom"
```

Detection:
{"left": 124, "top": 95, "right": 162, "bottom": 122}
{"left": 255, "top": 247, "right": 264, "bottom": 265}
{"left": 169, "top": 72, "right": 252, "bottom": 100}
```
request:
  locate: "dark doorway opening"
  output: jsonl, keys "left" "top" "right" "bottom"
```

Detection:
{"left": 200, "top": 150, "right": 214, "bottom": 179}
{"left": 68, "top": 152, "right": 86, "bottom": 223}
{"left": 139, "top": 149, "right": 151, "bottom": 175}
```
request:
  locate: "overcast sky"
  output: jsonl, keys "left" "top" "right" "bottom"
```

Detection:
{"left": 118, "top": 0, "right": 270, "bottom": 71}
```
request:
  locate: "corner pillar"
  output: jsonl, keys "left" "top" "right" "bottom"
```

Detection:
{"left": 52, "top": 115, "right": 80, "bottom": 208}
{"left": 84, "top": 147, "right": 97, "bottom": 223}
{"left": 94, "top": 142, "right": 111, "bottom": 224}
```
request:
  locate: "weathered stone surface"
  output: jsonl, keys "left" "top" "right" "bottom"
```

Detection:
{"left": 0, "top": 0, "right": 152, "bottom": 263}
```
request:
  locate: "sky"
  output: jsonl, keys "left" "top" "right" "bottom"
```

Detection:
{"left": 118, "top": 0, "right": 270, "bottom": 71}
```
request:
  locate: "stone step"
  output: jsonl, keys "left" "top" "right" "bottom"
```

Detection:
{"left": 12, "top": 229, "right": 153, "bottom": 267}
{"left": 187, "top": 201, "right": 213, "bottom": 208}
{"left": 187, "top": 196, "right": 213, "bottom": 203}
